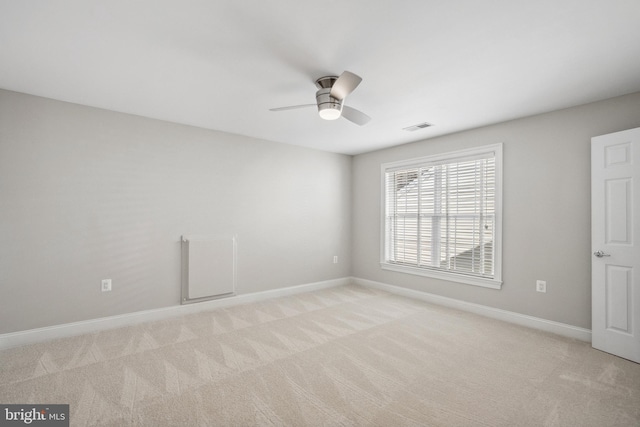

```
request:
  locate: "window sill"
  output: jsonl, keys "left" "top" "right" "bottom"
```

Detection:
{"left": 380, "top": 262, "right": 502, "bottom": 290}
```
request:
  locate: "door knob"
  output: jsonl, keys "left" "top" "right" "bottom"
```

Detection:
{"left": 593, "top": 250, "right": 611, "bottom": 258}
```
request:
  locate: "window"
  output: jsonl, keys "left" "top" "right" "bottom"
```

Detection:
{"left": 381, "top": 144, "right": 502, "bottom": 289}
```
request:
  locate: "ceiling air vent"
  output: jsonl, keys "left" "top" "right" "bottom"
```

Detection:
{"left": 403, "top": 122, "right": 433, "bottom": 132}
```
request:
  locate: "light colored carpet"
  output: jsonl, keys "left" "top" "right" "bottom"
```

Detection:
{"left": 1, "top": 284, "right": 639, "bottom": 426}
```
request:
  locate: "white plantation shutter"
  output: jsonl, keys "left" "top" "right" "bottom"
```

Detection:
{"left": 382, "top": 145, "right": 502, "bottom": 288}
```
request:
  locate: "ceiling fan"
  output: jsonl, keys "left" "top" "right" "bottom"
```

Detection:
{"left": 270, "top": 71, "right": 371, "bottom": 126}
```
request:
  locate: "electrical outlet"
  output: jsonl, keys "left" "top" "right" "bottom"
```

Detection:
{"left": 101, "top": 279, "right": 112, "bottom": 292}
{"left": 536, "top": 280, "right": 546, "bottom": 293}
{"left": 333, "top": 255, "right": 338, "bottom": 264}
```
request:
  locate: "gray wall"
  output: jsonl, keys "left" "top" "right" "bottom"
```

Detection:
{"left": 352, "top": 92, "right": 640, "bottom": 329}
{"left": 3, "top": 88, "right": 640, "bottom": 335}
{"left": 0, "top": 90, "right": 352, "bottom": 334}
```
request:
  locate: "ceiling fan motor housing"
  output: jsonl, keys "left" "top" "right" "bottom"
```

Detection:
{"left": 315, "top": 76, "right": 342, "bottom": 120}
{"left": 316, "top": 88, "right": 343, "bottom": 120}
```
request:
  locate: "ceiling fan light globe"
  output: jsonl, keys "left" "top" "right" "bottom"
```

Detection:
{"left": 318, "top": 107, "right": 342, "bottom": 120}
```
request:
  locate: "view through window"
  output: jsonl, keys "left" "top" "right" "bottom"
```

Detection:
{"left": 382, "top": 145, "right": 502, "bottom": 287}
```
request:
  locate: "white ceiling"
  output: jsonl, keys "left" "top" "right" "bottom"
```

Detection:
{"left": 1, "top": 1, "right": 640, "bottom": 155}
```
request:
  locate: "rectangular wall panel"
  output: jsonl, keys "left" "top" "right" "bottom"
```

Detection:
{"left": 181, "top": 235, "right": 236, "bottom": 304}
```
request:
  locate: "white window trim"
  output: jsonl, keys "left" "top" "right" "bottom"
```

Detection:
{"left": 380, "top": 144, "right": 503, "bottom": 289}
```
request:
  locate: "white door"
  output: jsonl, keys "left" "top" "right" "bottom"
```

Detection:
{"left": 591, "top": 127, "right": 640, "bottom": 363}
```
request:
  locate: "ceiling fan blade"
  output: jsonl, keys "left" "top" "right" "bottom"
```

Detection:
{"left": 330, "top": 71, "right": 362, "bottom": 100}
{"left": 341, "top": 106, "right": 371, "bottom": 126}
{"left": 269, "top": 104, "right": 316, "bottom": 112}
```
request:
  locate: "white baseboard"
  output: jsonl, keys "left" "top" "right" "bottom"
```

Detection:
{"left": 1, "top": 276, "right": 591, "bottom": 350}
{"left": 353, "top": 277, "right": 592, "bottom": 342}
{"left": 0, "top": 277, "right": 349, "bottom": 350}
